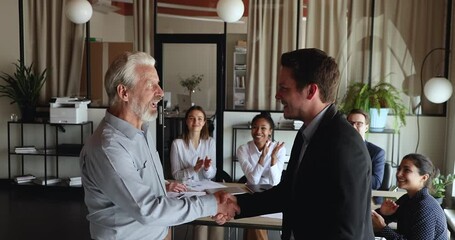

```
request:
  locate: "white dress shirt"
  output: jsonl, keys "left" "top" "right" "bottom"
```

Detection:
{"left": 236, "top": 141, "right": 286, "bottom": 185}
{"left": 170, "top": 137, "right": 217, "bottom": 181}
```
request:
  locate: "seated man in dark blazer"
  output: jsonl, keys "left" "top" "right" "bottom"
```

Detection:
{"left": 347, "top": 108, "right": 386, "bottom": 190}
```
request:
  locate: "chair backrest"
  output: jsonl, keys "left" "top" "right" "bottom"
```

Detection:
{"left": 379, "top": 162, "right": 393, "bottom": 190}
{"left": 215, "top": 170, "right": 233, "bottom": 183}
{"left": 238, "top": 175, "right": 247, "bottom": 184}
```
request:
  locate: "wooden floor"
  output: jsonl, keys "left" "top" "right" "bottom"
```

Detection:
{"left": 0, "top": 180, "right": 284, "bottom": 240}
{"left": 0, "top": 180, "right": 91, "bottom": 240}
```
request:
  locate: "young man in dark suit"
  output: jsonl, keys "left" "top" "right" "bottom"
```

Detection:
{"left": 221, "top": 48, "right": 374, "bottom": 239}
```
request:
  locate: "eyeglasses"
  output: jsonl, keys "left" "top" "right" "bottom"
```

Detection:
{"left": 348, "top": 121, "right": 365, "bottom": 128}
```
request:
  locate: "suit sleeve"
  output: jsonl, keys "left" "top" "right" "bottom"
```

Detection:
{"left": 371, "top": 146, "right": 385, "bottom": 190}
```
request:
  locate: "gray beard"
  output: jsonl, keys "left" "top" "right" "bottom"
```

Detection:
{"left": 131, "top": 98, "right": 158, "bottom": 122}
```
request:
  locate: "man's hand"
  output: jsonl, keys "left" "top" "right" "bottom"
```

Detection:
{"left": 212, "top": 191, "right": 240, "bottom": 225}
{"left": 166, "top": 182, "right": 187, "bottom": 193}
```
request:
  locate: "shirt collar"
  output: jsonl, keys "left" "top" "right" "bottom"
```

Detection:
{"left": 104, "top": 110, "right": 145, "bottom": 139}
{"left": 301, "top": 105, "right": 330, "bottom": 142}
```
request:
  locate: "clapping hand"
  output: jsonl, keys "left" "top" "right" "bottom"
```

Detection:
{"left": 270, "top": 141, "right": 285, "bottom": 166}
{"left": 203, "top": 156, "right": 212, "bottom": 171}
{"left": 212, "top": 191, "right": 240, "bottom": 225}
{"left": 194, "top": 158, "right": 204, "bottom": 172}
{"left": 371, "top": 210, "right": 387, "bottom": 232}
{"left": 379, "top": 199, "right": 399, "bottom": 216}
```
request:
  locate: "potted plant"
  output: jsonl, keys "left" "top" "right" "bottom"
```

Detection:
{"left": 0, "top": 61, "right": 47, "bottom": 122}
{"left": 339, "top": 81, "right": 407, "bottom": 132}
{"left": 179, "top": 74, "right": 203, "bottom": 101}
{"left": 431, "top": 171, "right": 455, "bottom": 204}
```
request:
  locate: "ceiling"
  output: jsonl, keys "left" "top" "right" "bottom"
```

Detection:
{"left": 106, "top": 0, "right": 250, "bottom": 18}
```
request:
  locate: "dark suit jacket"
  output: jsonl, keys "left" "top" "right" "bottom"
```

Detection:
{"left": 366, "top": 141, "right": 385, "bottom": 190}
{"left": 236, "top": 104, "right": 374, "bottom": 240}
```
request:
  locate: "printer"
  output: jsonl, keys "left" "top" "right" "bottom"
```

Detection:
{"left": 50, "top": 97, "right": 91, "bottom": 124}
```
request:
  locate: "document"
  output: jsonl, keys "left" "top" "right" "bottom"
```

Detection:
{"left": 260, "top": 213, "right": 282, "bottom": 219}
{"left": 205, "top": 186, "right": 249, "bottom": 195}
{"left": 184, "top": 179, "right": 226, "bottom": 192}
{"left": 168, "top": 191, "right": 206, "bottom": 199}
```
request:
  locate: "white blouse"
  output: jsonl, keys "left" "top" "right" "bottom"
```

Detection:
{"left": 236, "top": 141, "right": 286, "bottom": 185}
{"left": 170, "top": 137, "right": 217, "bottom": 181}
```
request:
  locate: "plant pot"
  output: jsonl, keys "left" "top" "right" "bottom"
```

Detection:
{"left": 20, "top": 105, "right": 37, "bottom": 122}
{"left": 369, "top": 108, "right": 389, "bottom": 132}
{"left": 435, "top": 197, "right": 443, "bottom": 205}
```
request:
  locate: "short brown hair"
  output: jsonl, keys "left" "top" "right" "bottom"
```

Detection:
{"left": 347, "top": 109, "right": 370, "bottom": 124}
{"left": 280, "top": 48, "right": 340, "bottom": 103}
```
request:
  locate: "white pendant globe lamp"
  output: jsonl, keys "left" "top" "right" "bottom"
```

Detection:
{"left": 424, "top": 76, "right": 453, "bottom": 104}
{"left": 65, "top": 0, "right": 93, "bottom": 24}
{"left": 216, "top": 0, "right": 245, "bottom": 23}
{"left": 420, "top": 48, "right": 453, "bottom": 104}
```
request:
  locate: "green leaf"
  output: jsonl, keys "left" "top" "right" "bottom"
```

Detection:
{"left": 0, "top": 61, "right": 47, "bottom": 108}
{"left": 338, "top": 79, "right": 407, "bottom": 132}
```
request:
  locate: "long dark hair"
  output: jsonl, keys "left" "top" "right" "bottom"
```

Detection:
{"left": 402, "top": 153, "right": 435, "bottom": 188}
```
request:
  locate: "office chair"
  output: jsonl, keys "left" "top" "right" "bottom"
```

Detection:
{"left": 215, "top": 170, "right": 233, "bottom": 183}
{"left": 238, "top": 175, "right": 247, "bottom": 184}
{"left": 379, "top": 162, "right": 393, "bottom": 190}
{"left": 374, "top": 162, "right": 393, "bottom": 205}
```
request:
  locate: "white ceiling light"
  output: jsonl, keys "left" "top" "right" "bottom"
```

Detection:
{"left": 424, "top": 76, "right": 453, "bottom": 103}
{"left": 65, "top": 0, "right": 93, "bottom": 24}
{"left": 216, "top": 0, "right": 244, "bottom": 23}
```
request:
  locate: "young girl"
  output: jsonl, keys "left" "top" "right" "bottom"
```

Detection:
{"left": 371, "top": 153, "right": 448, "bottom": 239}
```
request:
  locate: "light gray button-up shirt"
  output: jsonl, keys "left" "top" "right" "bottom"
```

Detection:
{"left": 80, "top": 111, "right": 217, "bottom": 240}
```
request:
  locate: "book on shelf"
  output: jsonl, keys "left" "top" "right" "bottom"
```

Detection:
{"left": 65, "top": 176, "right": 82, "bottom": 187}
{"left": 234, "top": 64, "right": 247, "bottom": 70}
{"left": 235, "top": 46, "right": 247, "bottom": 52}
{"left": 37, "top": 148, "right": 56, "bottom": 154}
{"left": 14, "top": 174, "right": 36, "bottom": 184}
{"left": 33, "top": 176, "right": 62, "bottom": 185}
{"left": 14, "top": 146, "right": 38, "bottom": 154}
{"left": 68, "top": 176, "right": 81, "bottom": 182}
{"left": 68, "top": 180, "right": 82, "bottom": 187}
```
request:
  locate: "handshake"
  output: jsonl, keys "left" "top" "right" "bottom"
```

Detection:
{"left": 212, "top": 191, "right": 241, "bottom": 225}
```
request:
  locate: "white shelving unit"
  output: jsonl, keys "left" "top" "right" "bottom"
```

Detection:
{"left": 233, "top": 51, "right": 246, "bottom": 109}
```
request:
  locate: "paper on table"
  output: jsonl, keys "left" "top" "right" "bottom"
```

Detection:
{"left": 168, "top": 191, "right": 207, "bottom": 199}
{"left": 184, "top": 179, "right": 226, "bottom": 192}
{"left": 260, "top": 213, "right": 283, "bottom": 219}
{"left": 205, "top": 186, "right": 249, "bottom": 195}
